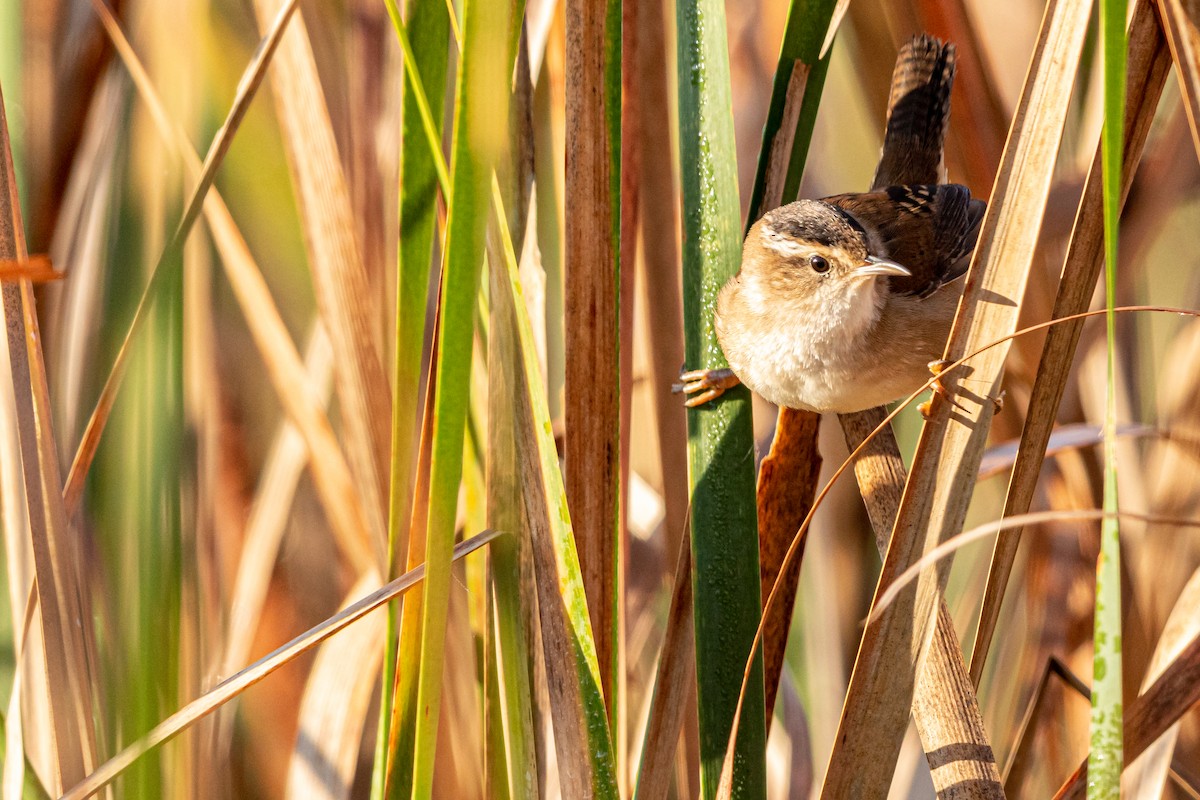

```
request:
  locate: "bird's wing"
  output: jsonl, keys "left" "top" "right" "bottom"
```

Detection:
{"left": 824, "top": 184, "right": 985, "bottom": 297}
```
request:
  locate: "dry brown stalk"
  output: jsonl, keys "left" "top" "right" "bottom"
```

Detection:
{"left": 757, "top": 408, "right": 821, "bottom": 720}
{"left": 839, "top": 408, "right": 1003, "bottom": 797}
{"left": 0, "top": 84, "right": 98, "bottom": 792}
{"left": 565, "top": 0, "right": 621, "bottom": 711}
{"left": 971, "top": 0, "right": 1172, "bottom": 683}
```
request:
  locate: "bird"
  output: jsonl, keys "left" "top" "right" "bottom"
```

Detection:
{"left": 675, "top": 35, "right": 985, "bottom": 415}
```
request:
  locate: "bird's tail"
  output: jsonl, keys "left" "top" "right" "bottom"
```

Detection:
{"left": 872, "top": 35, "right": 956, "bottom": 190}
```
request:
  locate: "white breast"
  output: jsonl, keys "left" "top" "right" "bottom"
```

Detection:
{"left": 718, "top": 274, "right": 921, "bottom": 413}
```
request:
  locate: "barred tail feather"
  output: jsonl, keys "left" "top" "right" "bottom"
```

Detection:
{"left": 872, "top": 34, "right": 956, "bottom": 189}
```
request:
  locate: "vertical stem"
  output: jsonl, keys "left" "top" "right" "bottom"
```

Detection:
{"left": 564, "top": 0, "right": 621, "bottom": 716}
{"left": 675, "top": 0, "right": 766, "bottom": 795}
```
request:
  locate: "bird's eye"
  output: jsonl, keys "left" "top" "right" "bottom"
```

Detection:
{"left": 809, "top": 254, "right": 830, "bottom": 274}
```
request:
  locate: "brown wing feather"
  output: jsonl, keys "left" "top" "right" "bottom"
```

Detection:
{"left": 824, "top": 184, "right": 984, "bottom": 297}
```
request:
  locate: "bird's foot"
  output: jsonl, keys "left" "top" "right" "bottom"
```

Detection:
{"left": 672, "top": 367, "right": 741, "bottom": 407}
{"left": 921, "top": 359, "right": 967, "bottom": 418}
{"left": 991, "top": 390, "right": 1006, "bottom": 415}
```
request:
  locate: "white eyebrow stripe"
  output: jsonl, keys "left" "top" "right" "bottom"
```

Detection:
{"left": 762, "top": 234, "right": 807, "bottom": 257}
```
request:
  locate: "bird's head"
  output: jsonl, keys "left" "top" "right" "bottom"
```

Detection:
{"left": 740, "top": 200, "right": 911, "bottom": 305}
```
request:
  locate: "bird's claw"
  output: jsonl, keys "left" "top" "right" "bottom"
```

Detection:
{"left": 991, "top": 390, "right": 1006, "bottom": 415}
{"left": 672, "top": 367, "right": 741, "bottom": 408}
{"left": 921, "top": 359, "right": 966, "bottom": 417}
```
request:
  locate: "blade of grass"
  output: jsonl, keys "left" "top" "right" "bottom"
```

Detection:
{"left": 346, "top": 0, "right": 390, "bottom": 317}
{"left": 1089, "top": 0, "right": 1129, "bottom": 793}
{"left": 105, "top": 26, "right": 188, "bottom": 783}
{"left": 485, "top": 220, "right": 539, "bottom": 800}
{"left": 480, "top": 31, "right": 539, "bottom": 800}
{"left": 373, "top": 0, "right": 451, "bottom": 793}
{"left": 491, "top": 175, "right": 619, "bottom": 799}
{"left": 0, "top": 81, "right": 97, "bottom": 793}
{"left": 632, "top": 0, "right": 688, "bottom": 566}
{"left": 675, "top": 0, "right": 767, "bottom": 795}
{"left": 57, "top": 529, "right": 504, "bottom": 800}
{"left": 970, "top": 0, "right": 1170, "bottom": 685}
{"left": 403, "top": 0, "right": 516, "bottom": 789}
{"left": 386, "top": 300, "right": 440, "bottom": 799}
{"left": 1053, "top": 628, "right": 1200, "bottom": 799}
{"left": 564, "top": 0, "right": 622, "bottom": 717}
{"left": 820, "top": 2, "right": 1092, "bottom": 791}
{"left": 633, "top": 531, "right": 695, "bottom": 800}
{"left": 746, "top": 0, "right": 836, "bottom": 226}
{"left": 533, "top": 24, "right": 566, "bottom": 422}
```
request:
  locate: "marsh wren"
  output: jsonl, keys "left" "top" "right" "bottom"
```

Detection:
{"left": 676, "top": 35, "right": 985, "bottom": 414}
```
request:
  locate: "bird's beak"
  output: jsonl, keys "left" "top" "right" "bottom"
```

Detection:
{"left": 851, "top": 255, "right": 911, "bottom": 279}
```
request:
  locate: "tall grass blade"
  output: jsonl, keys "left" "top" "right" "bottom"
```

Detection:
{"left": 485, "top": 207, "right": 541, "bottom": 800}
{"left": 564, "top": 0, "right": 622, "bottom": 715}
{"left": 631, "top": 0, "right": 688, "bottom": 567}
{"left": 675, "top": 0, "right": 766, "bottom": 795}
{"left": 1088, "top": 0, "right": 1128, "bottom": 793}
{"left": 490, "top": 176, "right": 619, "bottom": 799}
{"left": 1053, "top": 628, "right": 1200, "bottom": 799}
{"left": 388, "top": 0, "right": 450, "bottom": 565}
{"left": 746, "top": 0, "right": 836, "bottom": 223}
{"left": 0, "top": 82, "right": 97, "bottom": 793}
{"left": 481, "top": 34, "right": 539, "bottom": 800}
{"left": 624, "top": 0, "right": 694, "bottom": 786}
{"left": 405, "top": 0, "right": 516, "bottom": 789}
{"left": 100, "top": 30, "right": 187, "bottom": 786}
{"left": 374, "top": 0, "right": 451, "bottom": 793}
{"left": 820, "top": 1, "right": 1092, "bottom": 794}
{"left": 633, "top": 535, "right": 695, "bottom": 800}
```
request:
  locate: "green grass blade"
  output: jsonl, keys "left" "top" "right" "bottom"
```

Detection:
{"left": 406, "top": 0, "right": 515, "bottom": 792}
{"left": 490, "top": 176, "right": 619, "bottom": 799}
{"left": 1089, "top": 0, "right": 1127, "bottom": 795}
{"left": 745, "top": 0, "right": 837, "bottom": 224}
{"left": 485, "top": 214, "right": 542, "bottom": 800}
{"left": 373, "top": 0, "right": 450, "bottom": 795}
{"left": 675, "top": 0, "right": 767, "bottom": 796}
